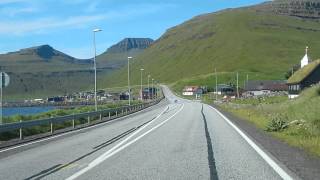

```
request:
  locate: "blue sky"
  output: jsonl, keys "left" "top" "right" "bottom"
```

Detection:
{"left": 0, "top": 0, "right": 266, "bottom": 59}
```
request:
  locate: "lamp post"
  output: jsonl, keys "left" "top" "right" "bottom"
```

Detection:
{"left": 140, "top": 68, "right": 144, "bottom": 100}
{"left": 128, "top": 57, "right": 133, "bottom": 105}
{"left": 152, "top": 78, "right": 154, "bottom": 99}
{"left": 93, "top": 28, "right": 102, "bottom": 111}
{"left": 147, "top": 75, "right": 151, "bottom": 99}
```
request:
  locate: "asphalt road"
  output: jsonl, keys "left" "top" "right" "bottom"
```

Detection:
{"left": 0, "top": 86, "right": 295, "bottom": 180}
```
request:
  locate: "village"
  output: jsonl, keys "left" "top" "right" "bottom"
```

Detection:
{"left": 4, "top": 87, "right": 159, "bottom": 108}
{"left": 182, "top": 47, "right": 320, "bottom": 101}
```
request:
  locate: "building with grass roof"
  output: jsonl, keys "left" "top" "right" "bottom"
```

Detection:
{"left": 287, "top": 59, "right": 320, "bottom": 98}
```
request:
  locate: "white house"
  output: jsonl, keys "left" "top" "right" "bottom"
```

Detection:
{"left": 182, "top": 86, "right": 198, "bottom": 96}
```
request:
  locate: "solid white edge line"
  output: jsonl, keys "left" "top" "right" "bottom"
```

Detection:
{"left": 206, "top": 105, "right": 293, "bottom": 180}
{"left": 0, "top": 102, "right": 166, "bottom": 153}
{"left": 66, "top": 104, "right": 184, "bottom": 180}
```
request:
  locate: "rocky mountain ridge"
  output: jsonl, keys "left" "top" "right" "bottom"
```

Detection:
{"left": 106, "top": 38, "right": 154, "bottom": 54}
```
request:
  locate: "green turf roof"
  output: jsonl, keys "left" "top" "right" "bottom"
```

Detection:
{"left": 288, "top": 59, "right": 320, "bottom": 84}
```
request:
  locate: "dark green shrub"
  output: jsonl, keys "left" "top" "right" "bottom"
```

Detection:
{"left": 266, "top": 114, "right": 288, "bottom": 132}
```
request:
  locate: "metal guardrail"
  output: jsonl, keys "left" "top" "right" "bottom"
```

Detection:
{"left": 0, "top": 97, "right": 164, "bottom": 140}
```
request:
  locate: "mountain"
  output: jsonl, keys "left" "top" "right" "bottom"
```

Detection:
{"left": 0, "top": 45, "right": 95, "bottom": 99}
{"left": 0, "top": 39, "right": 153, "bottom": 100}
{"left": 0, "top": 45, "right": 92, "bottom": 73}
{"left": 102, "top": 0, "right": 320, "bottom": 87}
{"left": 97, "top": 38, "right": 154, "bottom": 69}
{"left": 106, "top": 38, "right": 154, "bottom": 53}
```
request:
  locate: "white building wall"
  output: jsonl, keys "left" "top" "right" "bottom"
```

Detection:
{"left": 182, "top": 92, "right": 194, "bottom": 96}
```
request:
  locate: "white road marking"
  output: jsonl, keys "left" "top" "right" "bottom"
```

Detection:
{"left": 206, "top": 105, "right": 293, "bottom": 180}
{"left": 0, "top": 103, "right": 165, "bottom": 153}
{"left": 66, "top": 104, "right": 184, "bottom": 180}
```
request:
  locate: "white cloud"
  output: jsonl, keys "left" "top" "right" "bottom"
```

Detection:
{"left": 0, "top": 7, "right": 37, "bottom": 16}
{"left": 0, "top": 2, "right": 176, "bottom": 35}
{"left": 0, "top": 0, "right": 27, "bottom": 4}
{"left": 0, "top": 14, "right": 106, "bottom": 35}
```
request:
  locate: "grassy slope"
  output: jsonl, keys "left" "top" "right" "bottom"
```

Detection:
{"left": 220, "top": 85, "right": 320, "bottom": 156}
{"left": 102, "top": 7, "right": 320, "bottom": 88}
{"left": 97, "top": 49, "right": 144, "bottom": 68}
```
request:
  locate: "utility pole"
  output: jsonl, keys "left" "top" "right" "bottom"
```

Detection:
{"left": 140, "top": 68, "right": 144, "bottom": 100}
{"left": 0, "top": 73, "right": 2, "bottom": 124}
{"left": 128, "top": 57, "right": 132, "bottom": 105}
{"left": 215, "top": 68, "right": 218, "bottom": 100}
{"left": 152, "top": 78, "right": 154, "bottom": 99}
{"left": 148, "top": 75, "right": 150, "bottom": 100}
{"left": 236, "top": 72, "right": 239, "bottom": 98}
{"left": 245, "top": 74, "right": 249, "bottom": 90}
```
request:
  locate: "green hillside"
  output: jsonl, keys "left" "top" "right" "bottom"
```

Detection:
{"left": 97, "top": 48, "right": 144, "bottom": 69}
{"left": 102, "top": 2, "right": 320, "bottom": 88}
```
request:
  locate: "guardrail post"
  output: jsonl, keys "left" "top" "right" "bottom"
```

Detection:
{"left": 100, "top": 113, "right": 102, "bottom": 121}
{"left": 50, "top": 121, "right": 53, "bottom": 134}
{"left": 122, "top": 109, "right": 124, "bottom": 115}
{"left": 87, "top": 114, "right": 90, "bottom": 124}
{"left": 126, "top": 108, "right": 128, "bottom": 114}
{"left": 108, "top": 112, "right": 111, "bottom": 119}
{"left": 72, "top": 113, "right": 75, "bottom": 129}
{"left": 116, "top": 111, "right": 118, "bottom": 117}
{"left": 19, "top": 120, "right": 23, "bottom": 140}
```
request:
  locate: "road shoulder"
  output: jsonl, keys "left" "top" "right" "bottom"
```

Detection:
{"left": 208, "top": 103, "right": 320, "bottom": 180}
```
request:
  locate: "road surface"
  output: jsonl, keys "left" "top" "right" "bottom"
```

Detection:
{"left": 0, "top": 86, "right": 294, "bottom": 180}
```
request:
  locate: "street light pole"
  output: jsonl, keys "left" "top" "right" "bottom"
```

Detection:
{"left": 236, "top": 72, "right": 239, "bottom": 98}
{"left": 148, "top": 75, "right": 150, "bottom": 100}
{"left": 215, "top": 68, "right": 218, "bottom": 100}
{"left": 93, "top": 28, "right": 102, "bottom": 111}
{"left": 0, "top": 73, "right": 2, "bottom": 124}
{"left": 128, "top": 57, "right": 132, "bottom": 105}
{"left": 152, "top": 78, "right": 154, "bottom": 99}
{"left": 140, "top": 68, "right": 144, "bottom": 100}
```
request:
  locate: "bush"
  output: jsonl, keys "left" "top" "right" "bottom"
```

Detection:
{"left": 311, "top": 119, "right": 320, "bottom": 135}
{"left": 266, "top": 114, "right": 288, "bottom": 132}
{"left": 317, "top": 87, "right": 320, "bottom": 96}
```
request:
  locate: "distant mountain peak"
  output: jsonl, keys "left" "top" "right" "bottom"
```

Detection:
{"left": 19, "top": 44, "right": 61, "bottom": 59}
{"left": 255, "top": 0, "right": 320, "bottom": 19}
{"left": 4, "top": 45, "right": 92, "bottom": 64}
{"left": 106, "top": 38, "right": 154, "bottom": 53}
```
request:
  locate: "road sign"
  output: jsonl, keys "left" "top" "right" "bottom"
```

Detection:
{"left": 0, "top": 72, "right": 10, "bottom": 88}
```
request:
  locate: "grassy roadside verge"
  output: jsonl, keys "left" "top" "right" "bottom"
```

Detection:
{"left": 214, "top": 86, "right": 320, "bottom": 157}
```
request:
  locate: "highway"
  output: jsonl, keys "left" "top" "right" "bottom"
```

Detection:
{"left": 0, "top": 86, "right": 293, "bottom": 180}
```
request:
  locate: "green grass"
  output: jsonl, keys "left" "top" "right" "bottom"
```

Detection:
{"left": 219, "top": 85, "right": 320, "bottom": 156}
{"left": 231, "top": 96, "right": 288, "bottom": 105}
